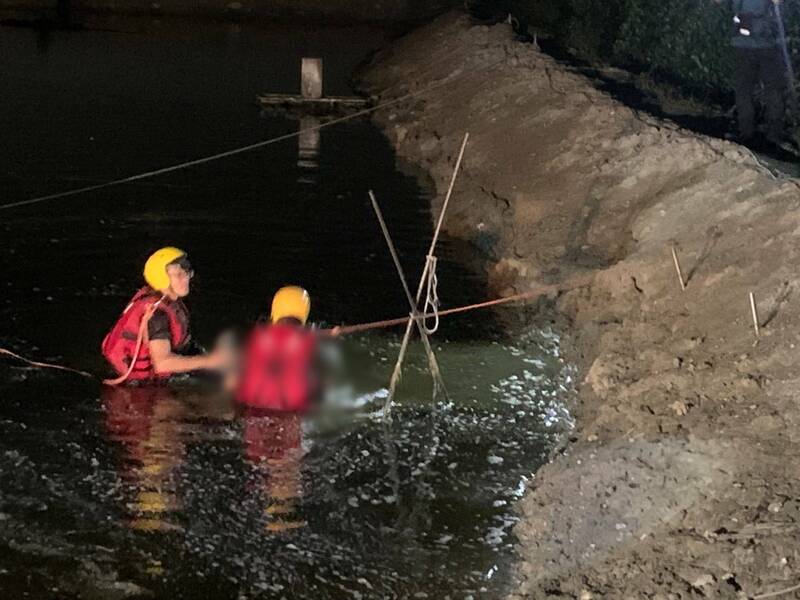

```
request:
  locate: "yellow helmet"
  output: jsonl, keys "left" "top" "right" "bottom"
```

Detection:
{"left": 143, "top": 247, "right": 186, "bottom": 291}
{"left": 271, "top": 286, "right": 311, "bottom": 325}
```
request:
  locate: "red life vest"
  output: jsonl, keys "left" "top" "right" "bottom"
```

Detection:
{"left": 101, "top": 288, "right": 189, "bottom": 381}
{"left": 237, "top": 323, "right": 319, "bottom": 412}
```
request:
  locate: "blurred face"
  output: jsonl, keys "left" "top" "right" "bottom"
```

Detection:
{"left": 166, "top": 263, "right": 193, "bottom": 298}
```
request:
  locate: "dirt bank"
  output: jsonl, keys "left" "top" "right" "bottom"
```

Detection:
{"left": 361, "top": 12, "right": 800, "bottom": 599}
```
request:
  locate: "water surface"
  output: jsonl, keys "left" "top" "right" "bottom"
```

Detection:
{"left": 0, "top": 19, "right": 572, "bottom": 599}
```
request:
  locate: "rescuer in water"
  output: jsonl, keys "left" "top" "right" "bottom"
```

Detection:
{"left": 102, "top": 247, "right": 222, "bottom": 383}
{"left": 235, "top": 286, "right": 337, "bottom": 412}
{"left": 229, "top": 286, "right": 342, "bottom": 533}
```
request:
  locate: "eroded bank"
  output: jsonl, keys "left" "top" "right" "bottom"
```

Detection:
{"left": 361, "top": 13, "right": 800, "bottom": 599}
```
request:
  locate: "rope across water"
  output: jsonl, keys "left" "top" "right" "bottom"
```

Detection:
{"left": 0, "top": 275, "right": 594, "bottom": 380}
{"left": 0, "top": 56, "right": 507, "bottom": 212}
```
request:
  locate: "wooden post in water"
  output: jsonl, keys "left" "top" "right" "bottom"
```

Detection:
{"left": 301, "top": 58, "right": 323, "bottom": 100}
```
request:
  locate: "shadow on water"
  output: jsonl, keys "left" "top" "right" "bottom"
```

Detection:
{"left": 0, "top": 17, "right": 574, "bottom": 598}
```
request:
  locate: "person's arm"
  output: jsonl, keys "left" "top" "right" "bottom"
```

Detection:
{"left": 149, "top": 338, "right": 220, "bottom": 375}
{"left": 317, "top": 326, "right": 342, "bottom": 338}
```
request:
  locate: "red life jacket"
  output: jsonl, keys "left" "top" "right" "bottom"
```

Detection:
{"left": 237, "top": 323, "right": 319, "bottom": 412}
{"left": 101, "top": 288, "right": 189, "bottom": 381}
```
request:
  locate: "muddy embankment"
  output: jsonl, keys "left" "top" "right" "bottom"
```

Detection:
{"left": 362, "top": 12, "right": 800, "bottom": 599}
{"left": 0, "top": 0, "right": 455, "bottom": 23}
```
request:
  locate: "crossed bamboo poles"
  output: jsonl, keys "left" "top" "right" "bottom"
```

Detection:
{"left": 369, "top": 132, "right": 470, "bottom": 419}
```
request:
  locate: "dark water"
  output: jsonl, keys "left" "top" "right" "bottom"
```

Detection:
{"left": 0, "top": 19, "right": 572, "bottom": 599}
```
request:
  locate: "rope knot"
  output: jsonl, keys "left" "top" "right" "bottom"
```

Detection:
{"left": 423, "top": 254, "right": 440, "bottom": 335}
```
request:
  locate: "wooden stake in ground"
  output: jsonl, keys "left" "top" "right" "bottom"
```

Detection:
{"left": 750, "top": 291, "right": 760, "bottom": 337}
{"left": 671, "top": 244, "right": 686, "bottom": 291}
{"left": 753, "top": 580, "right": 800, "bottom": 600}
{"left": 382, "top": 132, "right": 470, "bottom": 416}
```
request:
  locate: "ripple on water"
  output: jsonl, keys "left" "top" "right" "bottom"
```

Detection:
{"left": 0, "top": 324, "right": 573, "bottom": 598}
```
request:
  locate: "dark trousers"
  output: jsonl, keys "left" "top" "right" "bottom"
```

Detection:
{"left": 734, "top": 46, "right": 786, "bottom": 141}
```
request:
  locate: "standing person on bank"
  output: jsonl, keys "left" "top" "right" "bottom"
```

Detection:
{"left": 719, "top": 0, "right": 789, "bottom": 147}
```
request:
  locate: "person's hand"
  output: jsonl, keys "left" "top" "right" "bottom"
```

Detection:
{"left": 330, "top": 326, "right": 342, "bottom": 337}
{"left": 204, "top": 349, "right": 226, "bottom": 370}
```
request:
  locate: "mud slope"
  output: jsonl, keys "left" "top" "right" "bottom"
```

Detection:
{"left": 362, "top": 13, "right": 800, "bottom": 599}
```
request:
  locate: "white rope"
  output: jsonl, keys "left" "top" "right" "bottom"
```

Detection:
{"left": 422, "top": 254, "right": 441, "bottom": 335}
{"left": 368, "top": 190, "right": 449, "bottom": 417}
{"left": 1, "top": 60, "right": 500, "bottom": 212}
{"left": 385, "top": 133, "right": 469, "bottom": 411}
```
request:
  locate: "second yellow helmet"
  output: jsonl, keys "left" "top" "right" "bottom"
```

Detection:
{"left": 271, "top": 286, "right": 311, "bottom": 325}
{"left": 143, "top": 247, "right": 186, "bottom": 291}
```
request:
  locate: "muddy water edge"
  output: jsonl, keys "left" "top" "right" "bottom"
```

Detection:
{"left": 362, "top": 12, "right": 800, "bottom": 600}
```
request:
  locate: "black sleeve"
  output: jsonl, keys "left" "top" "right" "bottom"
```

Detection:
{"left": 147, "top": 311, "right": 172, "bottom": 343}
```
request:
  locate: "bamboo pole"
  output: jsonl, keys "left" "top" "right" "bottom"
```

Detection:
{"left": 369, "top": 191, "right": 448, "bottom": 417}
{"left": 384, "top": 133, "right": 469, "bottom": 413}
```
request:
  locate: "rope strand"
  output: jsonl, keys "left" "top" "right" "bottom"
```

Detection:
{"left": 0, "top": 347, "right": 93, "bottom": 378}
{"left": 102, "top": 296, "right": 163, "bottom": 386}
{"left": 0, "top": 276, "right": 594, "bottom": 380}
{"left": 331, "top": 273, "right": 594, "bottom": 336}
{"left": 1, "top": 59, "right": 503, "bottom": 212}
{"left": 422, "top": 255, "right": 441, "bottom": 335}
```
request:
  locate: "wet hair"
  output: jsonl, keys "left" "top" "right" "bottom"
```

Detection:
{"left": 167, "top": 256, "right": 193, "bottom": 274}
{"left": 276, "top": 317, "right": 303, "bottom": 327}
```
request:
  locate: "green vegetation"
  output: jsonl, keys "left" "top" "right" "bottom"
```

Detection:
{"left": 511, "top": 0, "right": 800, "bottom": 100}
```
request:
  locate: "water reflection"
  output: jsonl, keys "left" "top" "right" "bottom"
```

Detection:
{"left": 103, "top": 386, "right": 237, "bottom": 532}
{"left": 297, "top": 116, "right": 321, "bottom": 184}
{"left": 104, "top": 386, "right": 190, "bottom": 532}
{"left": 103, "top": 386, "right": 311, "bottom": 536}
{"left": 242, "top": 410, "right": 307, "bottom": 534}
